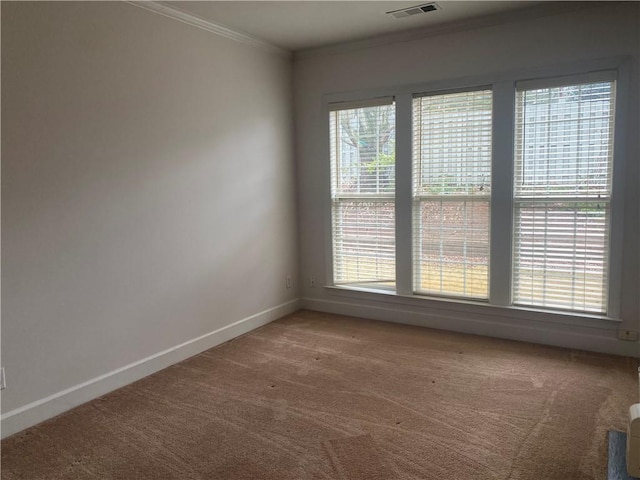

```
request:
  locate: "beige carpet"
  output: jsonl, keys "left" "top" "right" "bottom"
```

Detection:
{"left": 2, "top": 310, "right": 638, "bottom": 479}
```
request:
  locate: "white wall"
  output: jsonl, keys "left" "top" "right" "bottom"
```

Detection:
{"left": 1, "top": 2, "right": 298, "bottom": 436}
{"left": 294, "top": 3, "right": 640, "bottom": 356}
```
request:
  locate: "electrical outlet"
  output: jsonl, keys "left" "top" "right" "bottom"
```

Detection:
{"left": 286, "top": 275, "right": 292, "bottom": 289}
{"left": 1, "top": 367, "right": 6, "bottom": 390}
{"left": 617, "top": 329, "right": 639, "bottom": 341}
{"left": 310, "top": 275, "right": 316, "bottom": 288}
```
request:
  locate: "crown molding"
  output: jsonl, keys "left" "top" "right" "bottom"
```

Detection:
{"left": 294, "top": 2, "right": 597, "bottom": 60}
{"left": 125, "top": 1, "right": 290, "bottom": 58}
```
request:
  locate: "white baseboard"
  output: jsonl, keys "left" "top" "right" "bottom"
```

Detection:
{"left": 301, "top": 297, "right": 640, "bottom": 358}
{"left": 1, "top": 299, "right": 300, "bottom": 439}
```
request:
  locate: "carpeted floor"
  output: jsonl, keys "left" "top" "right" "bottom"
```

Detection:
{"left": 2, "top": 310, "right": 638, "bottom": 479}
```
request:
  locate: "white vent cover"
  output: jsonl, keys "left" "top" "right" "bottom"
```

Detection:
{"left": 387, "top": 3, "right": 440, "bottom": 19}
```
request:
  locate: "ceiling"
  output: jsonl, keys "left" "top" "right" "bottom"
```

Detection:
{"left": 163, "top": 1, "right": 546, "bottom": 51}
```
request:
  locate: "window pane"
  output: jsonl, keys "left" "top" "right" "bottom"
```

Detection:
{"left": 331, "top": 105, "right": 396, "bottom": 197}
{"left": 412, "top": 90, "right": 492, "bottom": 299}
{"left": 514, "top": 82, "right": 615, "bottom": 198}
{"left": 413, "top": 90, "right": 492, "bottom": 196}
{"left": 332, "top": 200, "right": 395, "bottom": 286}
{"left": 330, "top": 103, "right": 396, "bottom": 288}
{"left": 513, "top": 201, "right": 609, "bottom": 313}
{"left": 513, "top": 80, "right": 615, "bottom": 313}
{"left": 414, "top": 200, "right": 489, "bottom": 298}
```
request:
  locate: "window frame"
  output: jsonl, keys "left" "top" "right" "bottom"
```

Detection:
{"left": 322, "top": 57, "right": 630, "bottom": 322}
{"left": 512, "top": 72, "right": 618, "bottom": 314}
{"left": 328, "top": 98, "right": 397, "bottom": 289}
{"left": 411, "top": 87, "right": 494, "bottom": 301}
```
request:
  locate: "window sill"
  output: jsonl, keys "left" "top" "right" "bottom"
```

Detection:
{"left": 323, "top": 284, "right": 622, "bottom": 330}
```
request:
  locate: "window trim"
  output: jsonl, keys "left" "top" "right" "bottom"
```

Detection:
{"left": 322, "top": 56, "right": 630, "bottom": 322}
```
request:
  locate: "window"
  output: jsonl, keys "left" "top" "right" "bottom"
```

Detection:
{"left": 329, "top": 99, "right": 396, "bottom": 288}
{"left": 327, "top": 67, "right": 623, "bottom": 318}
{"left": 412, "top": 90, "right": 492, "bottom": 299}
{"left": 513, "top": 78, "right": 616, "bottom": 313}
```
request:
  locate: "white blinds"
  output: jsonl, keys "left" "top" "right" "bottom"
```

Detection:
{"left": 513, "top": 80, "right": 615, "bottom": 313}
{"left": 330, "top": 103, "right": 396, "bottom": 287}
{"left": 412, "top": 90, "right": 492, "bottom": 299}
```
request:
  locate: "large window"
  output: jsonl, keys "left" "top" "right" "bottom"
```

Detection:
{"left": 327, "top": 68, "right": 622, "bottom": 318}
{"left": 513, "top": 78, "right": 615, "bottom": 313}
{"left": 413, "top": 90, "right": 492, "bottom": 299}
{"left": 329, "top": 100, "right": 396, "bottom": 288}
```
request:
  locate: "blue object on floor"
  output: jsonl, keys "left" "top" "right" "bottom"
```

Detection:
{"left": 609, "top": 430, "right": 639, "bottom": 480}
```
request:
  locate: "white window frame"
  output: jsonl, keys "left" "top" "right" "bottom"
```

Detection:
{"left": 322, "top": 57, "right": 629, "bottom": 323}
{"left": 411, "top": 87, "right": 494, "bottom": 301}
{"left": 512, "top": 71, "right": 618, "bottom": 314}
{"left": 328, "top": 97, "right": 397, "bottom": 289}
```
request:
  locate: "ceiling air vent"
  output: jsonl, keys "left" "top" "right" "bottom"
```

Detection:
{"left": 387, "top": 3, "right": 440, "bottom": 19}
